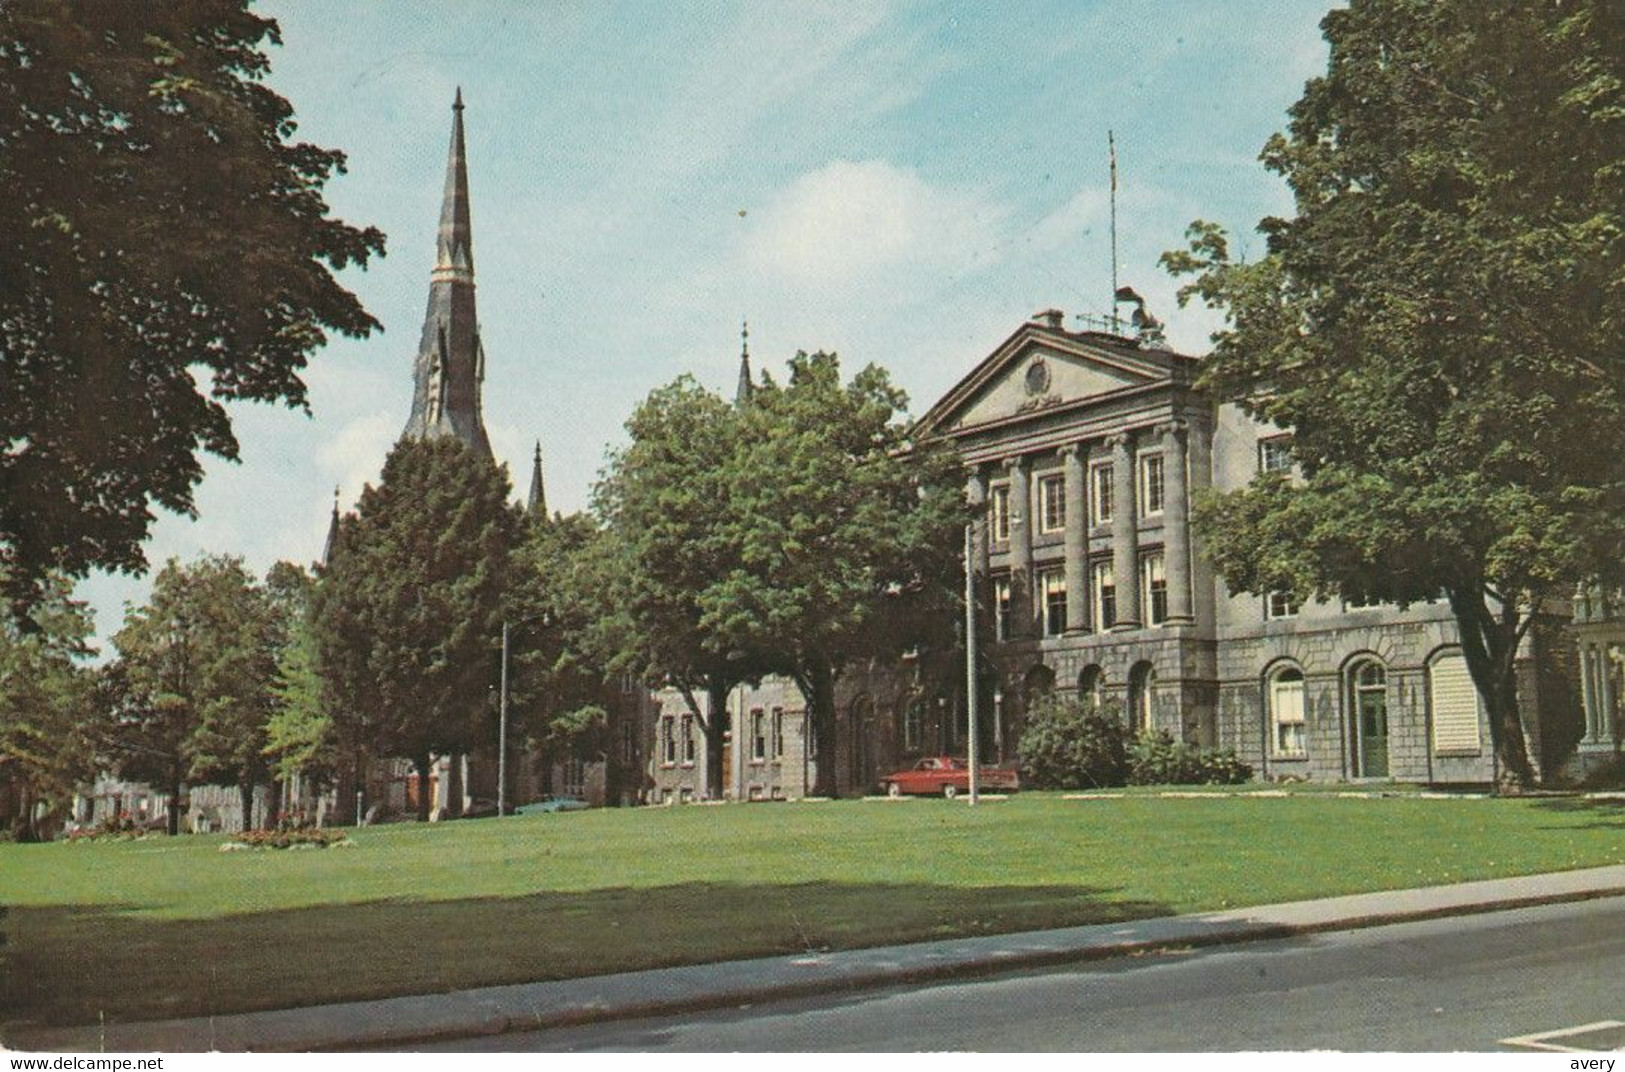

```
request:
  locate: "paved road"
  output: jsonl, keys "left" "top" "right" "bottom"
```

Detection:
{"left": 420, "top": 896, "right": 1625, "bottom": 1052}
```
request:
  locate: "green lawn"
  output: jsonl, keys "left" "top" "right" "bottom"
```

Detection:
{"left": 1, "top": 792, "right": 1621, "bottom": 1028}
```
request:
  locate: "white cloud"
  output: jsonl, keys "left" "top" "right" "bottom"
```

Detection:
{"left": 315, "top": 411, "right": 395, "bottom": 504}
{"left": 743, "top": 159, "right": 1010, "bottom": 297}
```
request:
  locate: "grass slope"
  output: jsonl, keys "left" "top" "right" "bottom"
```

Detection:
{"left": 1, "top": 793, "right": 1621, "bottom": 1028}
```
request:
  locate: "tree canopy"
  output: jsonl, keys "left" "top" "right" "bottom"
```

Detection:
{"left": 1162, "top": 0, "right": 1625, "bottom": 788}
{"left": 0, "top": 1, "right": 385, "bottom": 620}
{"left": 312, "top": 438, "right": 519, "bottom": 819}
{"left": 595, "top": 355, "right": 967, "bottom": 797}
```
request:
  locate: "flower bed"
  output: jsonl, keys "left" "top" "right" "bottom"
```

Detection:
{"left": 220, "top": 828, "right": 354, "bottom": 851}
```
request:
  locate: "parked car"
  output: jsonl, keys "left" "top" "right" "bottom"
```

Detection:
{"left": 513, "top": 795, "right": 589, "bottom": 815}
{"left": 878, "top": 756, "right": 1020, "bottom": 798}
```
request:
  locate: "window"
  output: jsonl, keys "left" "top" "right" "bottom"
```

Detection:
{"left": 1078, "top": 666, "right": 1106, "bottom": 712}
{"left": 1350, "top": 659, "right": 1389, "bottom": 777}
{"left": 1038, "top": 474, "right": 1066, "bottom": 533}
{"left": 1141, "top": 552, "right": 1168, "bottom": 626}
{"left": 992, "top": 577, "right": 1012, "bottom": 641}
{"left": 750, "top": 708, "right": 766, "bottom": 762}
{"left": 620, "top": 719, "right": 636, "bottom": 764}
{"left": 1128, "top": 661, "right": 1155, "bottom": 732}
{"left": 903, "top": 698, "right": 924, "bottom": 751}
{"left": 1344, "top": 593, "right": 1384, "bottom": 611}
{"left": 1092, "top": 560, "right": 1116, "bottom": 630}
{"left": 1259, "top": 435, "right": 1293, "bottom": 475}
{"left": 561, "top": 756, "right": 587, "bottom": 799}
{"left": 1266, "top": 590, "right": 1300, "bottom": 620}
{"left": 1090, "top": 464, "right": 1114, "bottom": 525}
{"left": 1430, "top": 654, "right": 1482, "bottom": 755}
{"left": 771, "top": 707, "right": 784, "bottom": 759}
{"left": 1270, "top": 667, "right": 1307, "bottom": 757}
{"left": 1039, "top": 568, "right": 1067, "bottom": 636}
{"left": 940, "top": 695, "right": 958, "bottom": 750}
{"left": 1139, "top": 453, "right": 1165, "bottom": 516}
{"left": 660, "top": 716, "right": 676, "bottom": 766}
{"left": 680, "top": 714, "right": 696, "bottom": 765}
{"left": 989, "top": 485, "right": 1011, "bottom": 543}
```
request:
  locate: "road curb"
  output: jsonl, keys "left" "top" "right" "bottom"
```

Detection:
{"left": 10, "top": 865, "right": 1625, "bottom": 1053}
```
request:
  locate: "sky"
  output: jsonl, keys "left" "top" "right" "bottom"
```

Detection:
{"left": 75, "top": 0, "right": 1336, "bottom": 655}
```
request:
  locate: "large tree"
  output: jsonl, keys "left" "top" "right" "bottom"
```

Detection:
{"left": 1162, "top": 0, "right": 1625, "bottom": 789}
{"left": 591, "top": 378, "right": 766, "bottom": 799}
{"left": 312, "top": 438, "right": 519, "bottom": 821}
{"left": 111, "top": 555, "right": 277, "bottom": 832}
{"left": 0, "top": 575, "right": 95, "bottom": 839}
{"left": 717, "top": 353, "right": 968, "bottom": 797}
{"left": 0, "top": 2, "right": 385, "bottom": 619}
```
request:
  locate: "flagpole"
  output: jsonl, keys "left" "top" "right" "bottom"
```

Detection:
{"left": 1109, "top": 129, "right": 1119, "bottom": 335}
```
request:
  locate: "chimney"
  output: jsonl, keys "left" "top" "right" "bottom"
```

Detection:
{"left": 1033, "top": 308, "right": 1065, "bottom": 330}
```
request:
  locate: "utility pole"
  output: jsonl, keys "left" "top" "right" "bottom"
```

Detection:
{"left": 965, "top": 523, "right": 980, "bottom": 806}
{"left": 1109, "top": 129, "right": 1120, "bottom": 335}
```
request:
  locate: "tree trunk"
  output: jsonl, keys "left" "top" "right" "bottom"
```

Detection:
{"left": 446, "top": 753, "right": 464, "bottom": 818}
{"left": 167, "top": 775, "right": 182, "bottom": 837}
{"left": 414, "top": 754, "right": 433, "bottom": 822}
{"left": 1448, "top": 586, "right": 1536, "bottom": 792}
{"left": 705, "top": 678, "right": 730, "bottom": 800}
{"left": 238, "top": 780, "right": 255, "bottom": 833}
{"left": 805, "top": 661, "right": 839, "bottom": 798}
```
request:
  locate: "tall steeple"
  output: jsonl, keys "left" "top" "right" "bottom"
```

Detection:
{"left": 400, "top": 88, "right": 493, "bottom": 457}
{"left": 735, "top": 319, "right": 753, "bottom": 405}
{"left": 527, "top": 441, "right": 548, "bottom": 518}
{"left": 321, "top": 487, "right": 341, "bottom": 567}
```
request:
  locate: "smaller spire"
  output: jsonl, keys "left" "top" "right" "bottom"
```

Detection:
{"left": 322, "top": 486, "right": 341, "bottom": 567}
{"left": 453, "top": 85, "right": 464, "bottom": 111}
{"left": 735, "top": 319, "right": 753, "bottom": 404}
{"left": 527, "top": 441, "right": 548, "bottom": 518}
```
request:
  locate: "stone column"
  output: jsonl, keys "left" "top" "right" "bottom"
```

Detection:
{"left": 1061, "top": 444, "right": 1088, "bottom": 632}
{"left": 1008, "top": 456, "right": 1034, "bottom": 637}
{"left": 1109, "top": 432, "right": 1141, "bottom": 629}
{"left": 1158, "top": 419, "right": 1194, "bottom": 624}
{"left": 966, "top": 468, "right": 989, "bottom": 578}
{"left": 1582, "top": 647, "right": 1599, "bottom": 741}
{"left": 1601, "top": 646, "right": 1616, "bottom": 742}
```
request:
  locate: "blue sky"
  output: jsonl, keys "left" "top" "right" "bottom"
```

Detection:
{"left": 76, "top": 1, "right": 1334, "bottom": 652}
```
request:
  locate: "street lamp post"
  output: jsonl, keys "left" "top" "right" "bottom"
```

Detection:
{"left": 965, "top": 523, "right": 980, "bottom": 807}
{"left": 499, "top": 619, "right": 510, "bottom": 818}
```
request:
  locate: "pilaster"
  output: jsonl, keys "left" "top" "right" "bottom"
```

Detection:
{"left": 1008, "top": 456, "right": 1035, "bottom": 638}
{"left": 1061, "top": 444, "right": 1088, "bottom": 632}
{"left": 1158, "top": 419, "right": 1193, "bottom": 624}
{"left": 1109, "top": 432, "right": 1141, "bottom": 629}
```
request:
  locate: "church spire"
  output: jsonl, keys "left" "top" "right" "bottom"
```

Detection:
{"left": 401, "top": 88, "right": 492, "bottom": 457}
{"left": 527, "top": 441, "right": 548, "bottom": 518}
{"left": 735, "top": 319, "right": 753, "bottom": 404}
{"left": 321, "top": 487, "right": 341, "bottom": 567}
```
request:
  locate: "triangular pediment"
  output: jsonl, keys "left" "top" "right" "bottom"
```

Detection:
{"left": 916, "top": 323, "right": 1178, "bottom": 437}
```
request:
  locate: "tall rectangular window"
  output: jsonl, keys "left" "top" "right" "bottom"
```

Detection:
{"left": 1259, "top": 435, "right": 1293, "bottom": 475}
{"left": 1139, "top": 453, "right": 1165, "bottom": 516}
{"left": 1141, "top": 552, "right": 1168, "bottom": 626}
{"left": 1270, "top": 670, "right": 1307, "bottom": 757}
{"left": 989, "top": 485, "right": 1011, "bottom": 543}
{"left": 680, "top": 714, "right": 696, "bottom": 764}
{"left": 1090, "top": 464, "right": 1114, "bottom": 525}
{"left": 1039, "top": 568, "right": 1067, "bottom": 636}
{"left": 661, "top": 716, "right": 676, "bottom": 766}
{"left": 1038, "top": 474, "right": 1066, "bottom": 533}
{"left": 771, "top": 708, "right": 785, "bottom": 759}
{"left": 903, "top": 701, "right": 923, "bottom": 751}
{"left": 750, "top": 708, "right": 766, "bottom": 761}
{"left": 993, "top": 577, "right": 1012, "bottom": 641}
{"left": 1092, "top": 560, "right": 1116, "bottom": 630}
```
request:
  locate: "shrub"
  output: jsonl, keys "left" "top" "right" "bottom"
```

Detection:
{"left": 1017, "top": 695, "right": 1131, "bottom": 789}
{"left": 1128, "top": 730, "right": 1253, "bottom": 786}
{"left": 222, "top": 827, "right": 350, "bottom": 850}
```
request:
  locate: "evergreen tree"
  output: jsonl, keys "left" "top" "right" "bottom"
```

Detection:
{"left": 313, "top": 438, "right": 519, "bottom": 820}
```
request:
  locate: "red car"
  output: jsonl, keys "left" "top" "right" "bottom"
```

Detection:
{"left": 879, "top": 756, "right": 1020, "bottom": 798}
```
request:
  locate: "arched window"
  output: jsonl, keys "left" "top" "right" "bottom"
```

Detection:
{"left": 1023, "top": 664, "right": 1056, "bottom": 707}
{"left": 1349, "top": 658, "right": 1389, "bottom": 777}
{"left": 1127, "top": 661, "right": 1156, "bottom": 733}
{"left": 1077, "top": 665, "right": 1106, "bottom": 712}
{"left": 1268, "top": 666, "right": 1306, "bottom": 757}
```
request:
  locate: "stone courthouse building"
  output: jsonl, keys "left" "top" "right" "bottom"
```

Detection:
{"left": 649, "top": 307, "right": 1617, "bottom": 799}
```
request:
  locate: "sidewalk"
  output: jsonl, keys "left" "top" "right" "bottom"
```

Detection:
{"left": 12, "top": 864, "right": 1625, "bottom": 1053}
